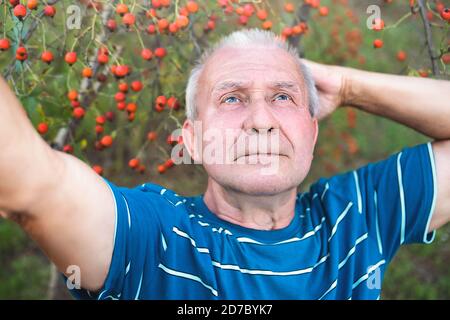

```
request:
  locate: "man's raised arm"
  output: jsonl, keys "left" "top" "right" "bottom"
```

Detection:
{"left": 303, "top": 59, "right": 450, "bottom": 233}
{"left": 0, "top": 76, "right": 116, "bottom": 292}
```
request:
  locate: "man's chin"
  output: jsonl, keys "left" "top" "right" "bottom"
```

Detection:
{"left": 222, "top": 174, "right": 301, "bottom": 196}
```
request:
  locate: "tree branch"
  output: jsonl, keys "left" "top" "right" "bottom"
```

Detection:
{"left": 417, "top": 0, "right": 440, "bottom": 77}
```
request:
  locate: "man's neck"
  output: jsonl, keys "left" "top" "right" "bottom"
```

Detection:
{"left": 202, "top": 178, "right": 298, "bottom": 231}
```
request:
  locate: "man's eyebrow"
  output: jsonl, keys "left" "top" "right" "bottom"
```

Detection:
{"left": 212, "top": 81, "right": 251, "bottom": 93}
{"left": 269, "top": 81, "right": 301, "bottom": 93}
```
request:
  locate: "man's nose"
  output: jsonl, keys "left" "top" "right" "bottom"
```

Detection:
{"left": 243, "top": 98, "right": 280, "bottom": 134}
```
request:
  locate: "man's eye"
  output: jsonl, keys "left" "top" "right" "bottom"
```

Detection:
{"left": 223, "top": 96, "right": 241, "bottom": 104}
{"left": 274, "top": 94, "right": 292, "bottom": 102}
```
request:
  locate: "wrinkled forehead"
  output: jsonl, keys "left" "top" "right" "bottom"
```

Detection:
{"left": 200, "top": 46, "right": 306, "bottom": 95}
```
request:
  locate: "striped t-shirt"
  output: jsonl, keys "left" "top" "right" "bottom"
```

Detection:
{"left": 68, "top": 142, "right": 437, "bottom": 300}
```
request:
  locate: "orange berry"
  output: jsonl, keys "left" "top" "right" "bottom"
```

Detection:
{"left": 116, "top": 3, "right": 129, "bottom": 16}
{"left": 82, "top": 67, "right": 93, "bottom": 78}
{"left": 186, "top": 1, "right": 199, "bottom": 13}
{"left": 100, "top": 135, "right": 113, "bottom": 147}
{"left": 128, "top": 158, "right": 140, "bottom": 169}
{"left": 284, "top": 3, "right": 295, "bottom": 13}
{"left": 67, "top": 90, "right": 78, "bottom": 101}
{"left": 256, "top": 9, "right": 267, "bottom": 21}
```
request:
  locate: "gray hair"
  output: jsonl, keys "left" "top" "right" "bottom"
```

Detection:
{"left": 185, "top": 28, "right": 319, "bottom": 120}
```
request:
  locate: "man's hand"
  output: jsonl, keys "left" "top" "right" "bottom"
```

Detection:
{"left": 302, "top": 59, "right": 351, "bottom": 121}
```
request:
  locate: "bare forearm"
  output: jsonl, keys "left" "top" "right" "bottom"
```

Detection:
{"left": 0, "top": 76, "right": 60, "bottom": 214}
{"left": 345, "top": 70, "right": 450, "bottom": 140}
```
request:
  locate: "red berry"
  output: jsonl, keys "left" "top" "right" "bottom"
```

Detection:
{"left": 128, "top": 158, "right": 140, "bottom": 169}
{"left": 396, "top": 50, "right": 407, "bottom": 62}
{"left": 147, "top": 131, "right": 157, "bottom": 141}
{"left": 141, "top": 48, "right": 153, "bottom": 61}
{"left": 154, "top": 47, "right": 167, "bottom": 58}
{"left": 16, "top": 46, "right": 27, "bottom": 61}
{"left": 117, "top": 102, "right": 126, "bottom": 111}
{"left": 106, "top": 19, "right": 117, "bottom": 32}
{"left": 319, "top": 6, "right": 329, "bottom": 16}
{"left": 63, "top": 144, "right": 74, "bottom": 153}
{"left": 167, "top": 96, "right": 180, "bottom": 110}
{"left": 155, "top": 104, "right": 164, "bottom": 112}
{"left": 92, "top": 165, "right": 103, "bottom": 175}
{"left": 441, "top": 8, "right": 450, "bottom": 21}
{"left": 65, "top": 51, "right": 77, "bottom": 65}
{"left": 100, "top": 135, "right": 113, "bottom": 147}
{"left": 37, "top": 122, "right": 48, "bottom": 135}
{"left": 96, "top": 115, "right": 106, "bottom": 125}
{"left": 442, "top": 53, "right": 450, "bottom": 65}
{"left": 0, "top": 38, "right": 11, "bottom": 51}
{"left": 118, "top": 82, "right": 128, "bottom": 93}
{"left": 122, "top": 13, "right": 135, "bottom": 26}
{"left": 41, "top": 50, "right": 54, "bottom": 64}
{"left": 127, "top": 112, "right": 135, "bottom": 122}
{"left": 156, "top": 95, "right": 167, "bottom": 106}
{"left": 131, "top": 80, "right": 143, "bottom": 92}
{"left": 97, "top": 53, "right": 109, "bottom": 64}
{"left": 164, "top": 158, "right": 175, "bottom": 168}
{"left": 72, "top": 107, "right": 85, "bottom": 119}
{"left": 168, "top": 22, "right": 178, "bottom": 34}
{"left": 152, "top": 0, "right": 162, "bottom": 9}
{"left": 158, "top": 18, "right": 169, "bottom": 31}
{"left": 147, "top": 24, "right": 156, "bottom": 34}
{"left": 13, "top": 4, "right": 27, "bottom": 20}
{"left": 373, "top": 39, "right": 384, "bottom": 48}
{"left": 95, "top": 125, "right": 104, "bottom": 134}
{"left": 43, "top": 5, "right": 56, "bottom": 17}
{"left": 114, "top": 91, "right": 126, "bottom": 102}
{"left": 114, "top": 65, "right": 129, "bottom": 78}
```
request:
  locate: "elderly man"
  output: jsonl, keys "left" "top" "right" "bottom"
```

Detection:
{"left": 0, "top": 29, "right": 449, "bottom": 300}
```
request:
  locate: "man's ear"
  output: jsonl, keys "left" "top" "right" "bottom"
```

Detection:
{"left": 182, "top": 118, "right": 200, "bottom": 163}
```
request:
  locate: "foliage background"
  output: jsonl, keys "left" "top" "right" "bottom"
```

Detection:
{"left": 0, "top": 0, "right": 449, "bottom": 299}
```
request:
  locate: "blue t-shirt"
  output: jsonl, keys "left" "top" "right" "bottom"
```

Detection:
{"left": 68, "top": 142, "right": 437, "bottom": 300}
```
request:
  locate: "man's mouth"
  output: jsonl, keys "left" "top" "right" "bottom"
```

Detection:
{"left": 235, "top": 153, "right": 286, "bottom": 161}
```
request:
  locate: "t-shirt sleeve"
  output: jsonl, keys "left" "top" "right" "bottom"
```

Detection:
{"left": 65, "top": 178, "right": 163, "bottom": 300}
{"left": 346, "top": 142, "right": 437, "bottom": 262}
